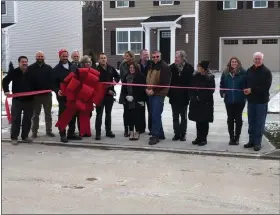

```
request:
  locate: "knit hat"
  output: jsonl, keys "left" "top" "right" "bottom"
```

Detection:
{"left": 58, "top": 49, "right": 68, "bottom": 57}
{"left": 198, "top": 60, "right": 210, "bottom": 70}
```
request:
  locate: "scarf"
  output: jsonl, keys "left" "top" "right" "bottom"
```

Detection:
{"left": 176, "top": 61, "right": 186, "bottom": 76}
{"left": 126, "top": 73, "right": 135, "bottom": 109}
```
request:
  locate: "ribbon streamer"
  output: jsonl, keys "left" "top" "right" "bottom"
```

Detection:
{"left": 5, "top": 90, "right": 52, "bottom": 124}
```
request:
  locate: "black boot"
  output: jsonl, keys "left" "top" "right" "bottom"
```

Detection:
{"left": 234, "top": 136, "right": 240, "bottom": 145}
{"left": 106, "top": 131, "right": 115, "bottom": 138}
{"left": 180, "top": 134, "right": 186, "bottom": 141}
{"left": 227, "top": 120, "right": 235, "bottom": 145}
{"left": 172, "top": 134, "right": 180, "bottom": 141}
{"left": 124, "top": 127, "right": 129, "bottom": 137}
{"left": 192, "top": 138, "right": 199, "bottom": 145}
{"left": 95, "top": 132, "right": 101, "bottom": 140}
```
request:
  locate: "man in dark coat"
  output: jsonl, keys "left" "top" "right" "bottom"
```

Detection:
{"left": 95, "top": 52, "right": 120, "bottom": 140}
{"left": 52, "top": 49, "right": 81, "bottom": 143}
{"left": 2, "top": 56, "right": 35, "bottom": 145}
{"left": 168, "top": 50, "right": 194, "bottom": 141}
{"left": 138, "top": 49, "right": 152, "bottom": 134}
{"left": 188, "top": 61, "right": 215, "bottom": 146}
{"left": 244, "top": 52, "right": 272, "bottom": 151}
{"left": 28, "top": 51, "right": 55, "bottom": 138}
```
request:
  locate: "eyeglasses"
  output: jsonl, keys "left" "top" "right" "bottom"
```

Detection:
{"left": 152, "top": 56, "right": 160, "bottom": 59}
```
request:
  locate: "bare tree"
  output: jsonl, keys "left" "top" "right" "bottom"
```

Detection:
{"left": 82, "top": 1, "right": 102, "bottom": 61}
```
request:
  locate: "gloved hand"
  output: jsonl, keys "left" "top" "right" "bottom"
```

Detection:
{"left": 126, "top": 96, "right": 134, "bottom": 102}
{"left": 138, "top": 101, "right": 144, "bottom": 106}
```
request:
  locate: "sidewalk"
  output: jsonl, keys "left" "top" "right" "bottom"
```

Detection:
{"left": 1, "top": 73, "right": 279, "bottom": 159}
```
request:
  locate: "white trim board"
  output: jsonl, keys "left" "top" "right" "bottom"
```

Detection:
{"left": 104, "top": 14, "right": 195, "bottom": 22}
{"left": 218, "top": 35, "right": 280, "bottom": 71}
{"left": 102, "top": 1, "right": 105, "bottom": 52}
{"left": 104, "top": 17, "right": 149, "bottom": 21}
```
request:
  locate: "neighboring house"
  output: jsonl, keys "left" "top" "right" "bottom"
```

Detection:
{"left": 1, "top": 1, "right": 83, "bottom": 71}
{"left": 102, "top": 1, "right": 280, "bottom": 72}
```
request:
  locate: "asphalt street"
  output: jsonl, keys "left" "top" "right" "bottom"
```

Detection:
{"left": 2, "top": 143, "right": 280, "bottom": 214}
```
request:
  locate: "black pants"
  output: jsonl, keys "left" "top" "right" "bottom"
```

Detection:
{"left": 11, "top": 98, "right": 34, "bottom": 140}
{"left": 127, "top": 104, "right": 141, "bottom": 132}
{"left": 57, "top": 97, "right": 76, "bottom": 137}
{"left": 123, "top": 104, "right": 129, "bottom": 132}
{"left": 171, "top": 104, "right": 188, "bottom": 136}
{"left": 225, "top": 103, "right": 245, "bottom": 138}
{"left": 196, "top": 122, "right": 209, "bottom": 140}
{"left": 95, "top": 99, "right": 114, "bottom": 134}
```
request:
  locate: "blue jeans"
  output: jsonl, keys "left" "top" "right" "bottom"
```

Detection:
{"left": 149, "top": 95, "right": 165, "bottom": 138}
{"left": 247, "top": 103, "right": 268, "bottom": 146}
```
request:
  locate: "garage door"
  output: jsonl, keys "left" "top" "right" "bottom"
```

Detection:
{"left": 221, "top": 37, "right": 280, "bottom": 72}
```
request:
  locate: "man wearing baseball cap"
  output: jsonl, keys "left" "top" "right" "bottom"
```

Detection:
{"left": 52, "top": 49, "right": 81, "bottom": 142}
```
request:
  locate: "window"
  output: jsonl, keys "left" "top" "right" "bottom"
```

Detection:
{"left": 159, "top": 1, "right": 174, "bottom": 6}
{"left": 242, "top": 39, "right": 258, "bottom": 44}
{"left": 116, "top": 1, "right": 129, "bottom": 8}
{"left": 224, "top": 40, "right": 238, "bottom": 45}
{"left": 253, "top": 1, "right": 268, "bottom": 8}
{"left": 1, "top": 1, "right": 6, "bottom": 15}
{"left": 116, "top": 28, "right": 142, "bottom": 55}
{"left": 262, "top": 39, "right": 278, "bottom": 44}
{"left": 223, "top": 1, "right": 237, "bottom": 10}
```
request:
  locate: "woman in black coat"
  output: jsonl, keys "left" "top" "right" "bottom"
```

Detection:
{"left": 120, "top": 62, "right": 146, "bottom": 140}
{"left": 188, "top": 61, "right": 215, "bottom": 146}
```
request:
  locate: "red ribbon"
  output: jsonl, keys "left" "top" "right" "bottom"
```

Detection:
{"left": 55, "top": 68, "right": 107, "bottom": 136}
{"left": 101, "top": 82, "right": 244, "bottom": 91}
{"left": 4, "top": 90, "right": 52, "bottom": 124}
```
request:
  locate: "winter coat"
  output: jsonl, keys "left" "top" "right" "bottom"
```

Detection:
{"left": 121, "top": 71, "right": 146, "bottom": 104}
{"left": 220, "top": 68, "right": 247, "bottom": 104}
{"left": 245, "top": 64, "right": 272, "bottom": 104}
{"left": 168, "top": 62, "right": 194, "bottom": 106}
{"left": 188, "top": 71, "right": 215, "bottom": 123}
{"left": 146, "top": 60, "right": 171, "bottom": 96}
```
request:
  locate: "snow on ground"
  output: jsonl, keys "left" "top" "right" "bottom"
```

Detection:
{"left": 268, "top": 92, "right": 280, "bottom": 113}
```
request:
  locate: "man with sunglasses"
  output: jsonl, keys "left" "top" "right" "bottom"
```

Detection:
{"left": 244, "top": 52, "right": 272, "bottom": 151}
{"left": 146, "top": 50, "right": 171, "bottom": 145}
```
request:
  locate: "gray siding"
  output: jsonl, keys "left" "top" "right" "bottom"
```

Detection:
{"left": 104, "top": 1, "right": 195, "bottom": 19}
{"left": 104, "top": 20, "right": 143, "bottom": 67}
{"left": 1, "top": 1, "right": 16, "bottom": 25}
{"left": 199, "top": 1, "right": 280, "bottom": 70}
{"left": 198, "top": 2, "right": 212, "bottom": 66}
{"left": 104, "top": 18, "right": 195, "bottom": 68}
{"left": 176, "top": 18, "right": 195, "bottom": 66}
{"left": 3, "top": 1, "right": 83, "bottom": 71}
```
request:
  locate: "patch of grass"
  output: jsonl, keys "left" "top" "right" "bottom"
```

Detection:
{"left": 264, "top": 122, "right": 280, "bottom": 149}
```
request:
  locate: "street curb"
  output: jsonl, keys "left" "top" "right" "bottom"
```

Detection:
{"left": 2, "top": 138, "right": 279, "bottom": 160}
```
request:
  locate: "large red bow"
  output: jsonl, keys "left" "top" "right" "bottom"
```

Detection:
{"left": 55, "top": 67, "right": 107, "bottom": 136}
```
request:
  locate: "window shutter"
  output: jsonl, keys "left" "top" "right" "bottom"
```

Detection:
{"left": 129, "top": 1, "right": 135, "bottom": 7}
{"left": 217, "top": 1, "right": 223, "bottom": 10}
{"left": 142, "top": 31, "right": 146, "bottom": 49}
{"left": 111, "top": 31, "right": 116, "bottom": 55}
{"left": 246, "top": 1, "right": 253, "bottom": 9}
{"left": 153, "top": 1, "right": 159, "bottom": 6}
{"left": 237, "top": 1, "right": 244, "bottom": 9}
{"left": 174, "top": 1, "right": 180, "bottom": 5}
{"left": 268, "top": 1, "right": 274, "bottom": 8}
{"left": 110, "top": 1, "right": 116, "bottom": 8}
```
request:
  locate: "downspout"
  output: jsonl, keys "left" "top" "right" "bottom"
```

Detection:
{"left": 194, "top": 1, "right": 199, "bottom": 67}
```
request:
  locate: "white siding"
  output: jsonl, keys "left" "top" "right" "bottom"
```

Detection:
{"left": 5, "top": 1, "right": 83, "bottom": 70}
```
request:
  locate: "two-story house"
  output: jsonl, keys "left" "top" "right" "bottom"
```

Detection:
{"left": 102, "top": 1, "right": 280, "bottom": 72}
{"left": 1, "top": 1, "right": 83, "bottom": 71}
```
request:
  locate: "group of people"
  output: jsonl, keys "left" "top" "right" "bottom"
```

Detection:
{"left": 2, "top": 48, "right": 272, "bottom": 151}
